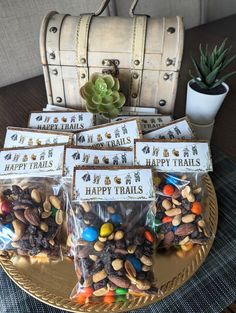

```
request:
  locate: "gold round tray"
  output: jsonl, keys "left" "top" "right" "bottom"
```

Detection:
{"left": 0, "top": 175, "right": 218, "bottom": 313}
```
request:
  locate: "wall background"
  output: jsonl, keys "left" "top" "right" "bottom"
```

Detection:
{"left": 0, "top": 0, "right": 236, "bottom": 87}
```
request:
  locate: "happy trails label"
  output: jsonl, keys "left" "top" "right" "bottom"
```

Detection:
{"left": 112, "top": 115, "right": 172, "bottom": 132}
{"left": 28, "top": 111, "right": 94, "bottom": 131}
{"left": 4, "top": 127, "right": 72, "bottom": 148}
{"left": 144, "top": 117, "right": 195, "bottom": 140}
{"left": 65, "top": 147, "right": 133, "bottom": 177}
{"left": 134, "top": 140, "right": 213, "bottom": 172}
{"left": 0, "top": 145, "right": 65, "bottom": 177}
{"left": 74, "top": 118, "right": 142, "bottom": 148}
{"left": 73, "top": 167, "right": 155, "bottom": 202}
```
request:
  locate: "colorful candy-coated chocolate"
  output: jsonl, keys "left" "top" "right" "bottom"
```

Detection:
{"left": 100, "top": 222, "right": 114, "bottom": 237}
{"left": 81, "top": 287, "right": 94, "bottom": 297}
{"left": 126, "top": 255, "right": 142, "bottom": 272}
{"left": 191, "top": 202, "right": 202, "bottom": 215}
{"left": 155, "top": 218, "right": 162, "bottom": 232}
{"left": 0, "top": 200, "right": 12, "bottom": 215}
{"left": 111, "top": 214, "right": 122, "bottom": 225}
{"left": 115, "top": 288, "right": 128, "bottom": 295}
{"left": 51, "top": 207, "right": 57, "bottom": 217}
{"left": 162, "top": 216, "right": 173, "bottom": 224}
{"left": 103, "top": 295, "right": 115, "bottom": 304}
{"left": 144, "top": 230, "right": 154, "bottom": 243}
{"left": 74, "top": 293, "right": 87, "bottom": 304}
{"left": 116, "top": 295, "right": 126, "bottom": 303}
{"left": 165, "top": 176, "right": 178, "bottom": 186}
{"left": 162, "top": 184, "right": 175, "bottom": 196}
{"left": 82, "top": 226, "right": 99, "bottom": 242}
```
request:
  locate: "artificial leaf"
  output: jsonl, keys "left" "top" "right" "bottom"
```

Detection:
{"left": 103, "top": 75, "right": 115, "bottom": 89}
{"left": 113, "top": 93, "right": 126, "bottom": 108}
{"left": 217, "top": 38, "right": 227, "bottom": 56}
{"left": 191, "top": 57, "right": 203, "bottom": 79}
{"left": 92, "top": 94, "right": 102, "bottom": 105}
{"left": 213, "top": 48, "right": 229, "bottom": 69}
{"left": 84, "top": 82, "right": 96, "bottom": 97}
{"left": 206, "top": 65, "right": 222, "bottom": 85}
{"left": 95, "top": 78, "right": 107, "bottom": 94}
{"left": 102, "top": 94, "right": 113, "bottom": 104}
{"left": 211, "top": 71, "right": 236, "bottom": 88}
{"left": 113, "top": 78, "right": 120, "bottom": 91}
{"left": 222, "top": 54, "right": 236, "bottom": 70}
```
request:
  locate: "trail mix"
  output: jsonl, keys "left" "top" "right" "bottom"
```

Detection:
{"left": 0, "top": 183, "right": 64, "bottom": 256}
{"left": 152, "top": 174, "right": 210, "bottom": 251}
{"left": 71, "top": 201, "right": 157, "bottom": 304}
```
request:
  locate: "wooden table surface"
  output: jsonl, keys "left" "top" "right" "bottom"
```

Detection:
{"left": 0, "top": 15, "right": 236, "bottom": 161}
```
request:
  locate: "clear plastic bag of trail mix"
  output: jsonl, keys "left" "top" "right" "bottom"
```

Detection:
{"left": 0, "top": 176, "right": 66, "bottom": 258}
{"left": 69, "top": 167, "right": 159, "bottom": 304}
{"left": 70, "top": 200, "right": 158, "bottom": 304}
{"left": 147, "top": 172, "right": 213, "bottom": 252}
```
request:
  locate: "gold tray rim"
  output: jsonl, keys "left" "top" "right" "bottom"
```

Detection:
{"left": 0, "top": 174, "right": 218, "bottom": 313}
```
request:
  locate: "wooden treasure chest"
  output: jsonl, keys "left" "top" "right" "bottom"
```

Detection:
{"left": 40, "top": 0, "right": 184, "bottom": 114}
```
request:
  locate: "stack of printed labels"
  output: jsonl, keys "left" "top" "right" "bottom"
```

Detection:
{"left": 0, "top": 104, "right": 212, "bottom": 181}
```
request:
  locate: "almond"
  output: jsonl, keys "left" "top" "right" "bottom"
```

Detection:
{"left": 24, "top": 208, "right": 40, "bottom": 226}
{"left": 108, "top": 275, "right": 130, "bottom": 288}
{"left": 175, "top": 224, "right": 196, "bottom": 236}
{"left": 14, "top": 210, "right": 28, "bottom": 224}
{"left": 163, "top": 231, "right": 174, "bottom": 248}
{"left": 125, "top": 260, "right": 136, "bottom": 278}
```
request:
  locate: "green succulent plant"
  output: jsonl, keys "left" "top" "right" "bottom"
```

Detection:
{"left": 190, "top": 38, "right": 236, "bottom": 90}
{"left": 80, "top": 73, "right": 126, "bottom": 118}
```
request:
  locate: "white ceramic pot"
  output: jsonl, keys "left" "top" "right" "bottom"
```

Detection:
{"left": 186, "top": 79, "right": 229, "bottom": 124}
{"left": 191, "top": 120, "right": 215, "bottom": 141}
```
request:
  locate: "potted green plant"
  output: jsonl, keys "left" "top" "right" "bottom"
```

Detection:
{"left": 80, "top": 73, "right": 126, "bottom": 119}
{"left": 186, "top": 39, "right": 236, "bottom": 124}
